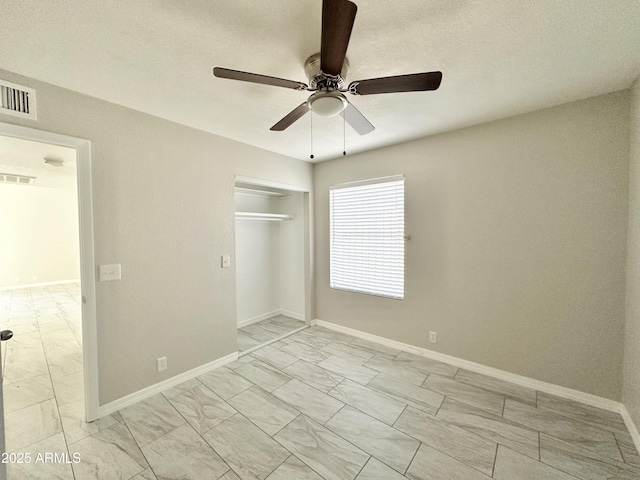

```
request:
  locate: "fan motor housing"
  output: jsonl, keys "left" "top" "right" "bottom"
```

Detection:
{"left": 305, "top": 52, "right": 349, "bottom": 90}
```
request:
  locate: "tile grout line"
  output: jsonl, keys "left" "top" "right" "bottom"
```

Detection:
{"left": 35, "top": 287, "right": 71, "bottom": 456}
{"left": 169, "top": 352, "right": 307, "bottom": 479}
{"left": 538, "top": 431, "right": 541, "bottom": 462}
{"left": 613, "top": 432, "right": 638, "bottom": 467}
{"left": 534, "top": 402, "right": 629, "bottom": 438}
{"left": 39, "top": 287, "right": 77, "bottom": 455}
{"left": 402, "top": 439, "right": 421, "bottom": 477}
{"left": 490, "top": 442, "right": 498, "bottom": 478}
{"left": 395, "top": 421, "right": 496, "bottom": 479}
{"left": 47, "top": 284, "right": 81, "bottom": 480}
{"left": 353, "top": 455, "right": 372, "bottom": 479}
{"left": 118, "top": 411, "right": 160, "bottom": 479}
{"left": 430, "top": 370, "right": 628, "bottom": 451}
{"left": 269, "top": 428, "right": 328, "bottom": 480}
{"left": 312, "top": 328, "right": 592, "bottom": 475}
{"left": 323, "top": 400, "right": 424, "bottom": 476}
{"left": 500, "top": 444, "right": 584, "bottom": 480}
{"left": 260, "top": 333, "right": 417, "bottom": 477}
{"left": 215, "top": 409, "right": 298, "bottom": 478}
{"left": 238, "top": 317, "right": 308, "bottom": 357}
{"left": 537, "top": 430, "right": 640, "bottom": 472}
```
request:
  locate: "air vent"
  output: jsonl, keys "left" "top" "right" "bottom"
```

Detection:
{"left": 0, "top": 79, "right": 37, "bottom": 120}
{"left": 0, "top": 173, "right": 36, "bottom": 185}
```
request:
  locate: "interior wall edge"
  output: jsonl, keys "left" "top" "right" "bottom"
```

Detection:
{"left": 622, "top": 73, "right": 640, "bottom": 450}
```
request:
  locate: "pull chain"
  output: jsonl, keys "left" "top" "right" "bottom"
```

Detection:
{"left": 310, "top": 112, "right": 314, "bottom": 160}
{"left": 343, "top": 112, "right": 346, "bottom": 156}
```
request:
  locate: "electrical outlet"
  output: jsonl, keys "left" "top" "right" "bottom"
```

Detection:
{"left": 429, "top": 331, "right": 437, "bottom": 343}
{"left": 157, "top": 356, "right": 167, "bottom": 372}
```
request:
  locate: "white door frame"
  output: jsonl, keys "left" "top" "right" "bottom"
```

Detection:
{"left": 0, "top": 122, "right": 99, "bottom": 422}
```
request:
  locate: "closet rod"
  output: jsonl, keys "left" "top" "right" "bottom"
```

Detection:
{"left": 235, "top": 187, "right": 290, "bottom": 198}
{"left": 235, "top": 211, "right": 293, "bottom": 221}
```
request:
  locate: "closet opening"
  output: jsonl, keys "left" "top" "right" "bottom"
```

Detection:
{"left": 234, "top": 176, "right": 311, "bottom": 355}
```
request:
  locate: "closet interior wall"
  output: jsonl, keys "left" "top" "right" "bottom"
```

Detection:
{"left": 235, "top": 187, "right": 305, "bottom": 327}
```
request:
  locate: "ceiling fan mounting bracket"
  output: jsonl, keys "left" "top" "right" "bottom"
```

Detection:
{"left": 304, "top": 52, "right": 349, "bottom": 91}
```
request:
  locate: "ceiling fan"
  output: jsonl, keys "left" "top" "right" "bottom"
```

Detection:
{"left": 213, "top": 0, "right": 442, "bottom": 135}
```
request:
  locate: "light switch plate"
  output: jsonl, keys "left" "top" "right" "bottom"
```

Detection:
{"left": 221, "top": 255, "right": 231, "bottom": 268}
{"left": 99, "top": 264, "right": 121, "bottom": 281}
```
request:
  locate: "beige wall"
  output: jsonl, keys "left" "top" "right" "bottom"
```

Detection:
{"left": 315, "top": 91, "right": 630, "bottom": 400}
{"left": 624, "top": 77, "right": 640, "bottom": 429}
{"left": 0, "top": 68, "right": 312, "bottom": 405}
{"left": 0, "top": 183, "right": 80, "bottom": 287}
{"left": 279, "top": 192, "right": 306, "bottom": 317}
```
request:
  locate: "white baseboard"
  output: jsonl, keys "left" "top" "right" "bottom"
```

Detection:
{"left": 278, "top": 309, "right": 305, "bottom": 321}
{"left": 313, "top": 319, "right": 624, "bottom": 414}
{"left": 98, "top": 351, "right": 238, "bottom": 418}
{"left": 237, "top": 310, "right": 281, "bottom": 328}
{"left": 314, "top": 318, "right": 640, "bottom": 454}
{"left": 238, "top": 309, "right": 305, "bottom": 328}
{"left": 0, "top": 279, "right": 80, "bottom": 291}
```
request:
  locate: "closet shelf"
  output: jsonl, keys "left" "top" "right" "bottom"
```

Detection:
{"left": 235, "top": 187, "right": 290, "bottom": 198}
{"left": 235, "top": 211, "right": 293, "bottom": 221}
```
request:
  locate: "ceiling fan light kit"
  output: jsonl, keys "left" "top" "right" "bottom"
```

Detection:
{"left": 308, "top": 91, "right": 347, "bottom": 117}
{"left": 213, "top": 0, "right": 442, "bottom": 150}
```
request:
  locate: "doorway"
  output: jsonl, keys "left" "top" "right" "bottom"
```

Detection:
{"left": 0, "top": 123, "right": 98, "bottom": 441}
{"left": 234, "top": 176, "right": 311, "bottom": 354}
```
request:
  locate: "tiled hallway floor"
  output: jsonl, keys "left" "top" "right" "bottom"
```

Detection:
{"left": 237, "top": 315, "right": 306, "bottom": 353}
{"left": 2, "top": 301, "right": 640, "bottom": 479}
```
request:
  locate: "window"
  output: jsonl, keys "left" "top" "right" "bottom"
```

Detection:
{"left": 330, "top": 175, "right": 405, "bottom": 299}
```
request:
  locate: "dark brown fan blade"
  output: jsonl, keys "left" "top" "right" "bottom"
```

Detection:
{"left": 270, "top": 103, "right": 310, "bottom": 131}
{"left": 349, "top": 71, "right": 442, "bottom": 95}
{"left": 320, "top": 0, "right": 357, "bottom": 76}
{"left": 213, "top": 67, "right": 308, "bottom": 90}
{"left": 341, "top": 103, "right": 374, "bottom": 135}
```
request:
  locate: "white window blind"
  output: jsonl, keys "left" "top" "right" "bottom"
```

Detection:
{"left": 330, "top": 175, "right": 405, "bottom": 299}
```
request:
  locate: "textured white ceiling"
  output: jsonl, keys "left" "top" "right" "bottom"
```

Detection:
{"left": 1, "top": 1, "right": 639, "bottom": 162}
{"left": 0, "top": 135, "right": 77, "bottom": 190}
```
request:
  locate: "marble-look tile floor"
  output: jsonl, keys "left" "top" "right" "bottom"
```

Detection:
{"left": 0, "top": 283, "right": 88, "bottom": 479}
{"left": 3, "top": 315, "right": 640, "bottom": 479}
{"left": 237, "top": 315, "right": 306, "bottom": 353}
